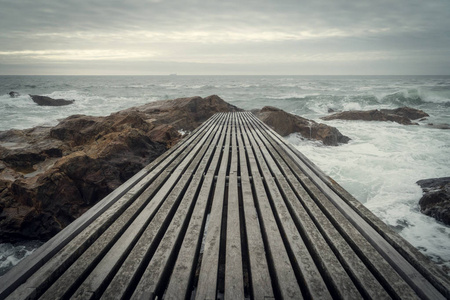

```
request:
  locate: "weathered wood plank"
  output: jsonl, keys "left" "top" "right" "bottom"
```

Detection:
{"left": 235, "top": 115, "right": 274, "bottom": 300}
{"left": 5, "top": 114, "right": 222, "bottom": 300}
{"left": 247, "top": 113, "right": 391, "bottom": 300}
{"left": 164, "top": 115, "right": 229, "bottom": 300}
{"left": 238, "top": 113, "right": 303, "bottom": 300}
{"left": 241, "top": 113, "right": 333, "bottom": 300}
{"left": 68, "top": 113, "right": 226, "bottom": 300}
{"left": 224, "top": 113, "right": 245, "bottom": 300}
{"left": 195, "top": 114, "right": 232, "bottom": 300}
{"left": 123, "top": 114, "right": 228, "bottom": 300}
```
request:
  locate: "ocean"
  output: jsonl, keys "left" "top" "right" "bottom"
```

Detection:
{"left": 1, "top": 75, "right": 449, "bottom": 276}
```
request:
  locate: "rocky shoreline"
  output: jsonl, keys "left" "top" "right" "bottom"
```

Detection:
{"left": 0, "top": 95, "right": 349, "bottom": 243}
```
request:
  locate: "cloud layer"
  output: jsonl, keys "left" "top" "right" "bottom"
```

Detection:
{"left": 1, "top": 0, "right": 449, "bottom": 74}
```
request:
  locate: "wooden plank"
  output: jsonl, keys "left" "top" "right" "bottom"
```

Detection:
{"left": 247, "top": 113, "right": 391, "bottom": 299}
{"left": 34, "top": 114, "right": 221, "bottom": 300}
{"left": 248, "top": 112, "right": 437, "bottom": 299}
{"left": 224, "top": 113, "right": 245, "bottom": 300}
{"left": 67, "top": 113, "right": 226, "bottom": 300}
{"left": 121, "top": 114, "right": 228, "bottom": 300}
{"left": 238, "top": 114, "right": 303, "bottom": 300}
{"left": 0, "top": 114, "right": 221, "bottom": 300}
{"left": 241, "top": 113, "right": 333, "bottom": 300}
{"left": 164, "top": 115, "right": 229, "bottom": 300}
{"left": 235, "top": 115, "right": 274, "bottom": 300}
{"left": 5, "top": 114, "right": 222, "bottom": 300}
{"left": 195, "top": 114, "right": 232, "bottom": 300}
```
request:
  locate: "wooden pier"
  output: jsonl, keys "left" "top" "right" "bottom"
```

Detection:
{"left": 1, "top": 112, "right": 449, "bottom": 299}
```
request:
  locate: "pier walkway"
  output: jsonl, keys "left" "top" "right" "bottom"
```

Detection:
{"left": 1, "top": 112, "right": 450, "bottom": 299}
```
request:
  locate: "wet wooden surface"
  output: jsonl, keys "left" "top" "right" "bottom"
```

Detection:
{"left": 2, "top": 112, "right": 450, "bottom": 300}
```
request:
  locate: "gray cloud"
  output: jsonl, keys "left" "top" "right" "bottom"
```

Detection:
{"left": 0, "top": 0, "right": 449, "bottom": 74}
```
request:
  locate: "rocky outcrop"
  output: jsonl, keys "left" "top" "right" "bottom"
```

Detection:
{"left": 417, "top": 177, "right": 450, "bottom": 225}
{"left": 380, "top": 107, "right": 429, "bottom": 120}
{"left": 0, "top": 95, "right": 240, "bottom": 243}
{"left": 29, "top": 95, "right": 75, "bottom": 106}
{"left": 125, "top": 94, "right": 242, "bottom": 130}
{"left": 321, "top": 106, "right": 429, "bottom": 125}
{"left": 254, "top": 106, "right": 350, "bottom": 146}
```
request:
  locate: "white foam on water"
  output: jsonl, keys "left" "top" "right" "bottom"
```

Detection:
{"left": 287, "top": 119, "right": 450, "bottom": 273}
{"left": 0, "top": 89, "right": 161, "bottom": 131}
{"left": 419, "top": 87, "right": 450, "bottom": 104}
{"left": 0, "top": 241, "right": 44, "bottom": 276}
{"left": 342, "top": 101, "right": 363, "bottom": 111}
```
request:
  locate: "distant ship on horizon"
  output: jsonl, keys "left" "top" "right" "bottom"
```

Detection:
{"left": 169, "top": 73, "right": 177, "bottom": 76}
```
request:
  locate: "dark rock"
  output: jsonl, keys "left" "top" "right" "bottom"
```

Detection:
{"left": 380, "top": 107, "right": 429, "bottom": 120}
{"left": 254, "top": 106, "right": 350, "bottom": 146}
{"left": 8, "top": 91, "right": 20, "bottom": 98}
{"left": 126, "top": 94, "right": 243, "bottom": 131}
{"left": 322, "top": 106, "right": 428, "bottom": 125}
{"left": 417, "top": 177, "right": 450, "bottom": 225}
{"left": 29, "top": 95, "right": 75, "bottom": 106}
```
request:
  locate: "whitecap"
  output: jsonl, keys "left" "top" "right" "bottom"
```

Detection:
{"left": 0, "top": 241, "right": 44, "bottom": 276}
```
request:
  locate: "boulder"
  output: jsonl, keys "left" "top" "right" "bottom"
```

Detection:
{"left": 254, "top": 106, "right": 350, "bottom": 146}
{"left": 29, "top": 95, "right": 75, "bottom": 106}
{"left": 321, "top": 106, "right": 428, "bottom": 125}
{"left": 417, "top": 177, "right": 450, "bottom": 225}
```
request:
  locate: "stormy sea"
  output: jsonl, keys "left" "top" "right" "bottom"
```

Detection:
{"left": 1, "top": 75, "right": 449, "bottom": 276}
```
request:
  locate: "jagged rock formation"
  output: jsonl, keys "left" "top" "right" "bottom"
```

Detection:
{"left": 254, "top": 106, "right": 351, "bottom": 146}
{"left": 321, "top": 106, "right": 429, "bottom": 125}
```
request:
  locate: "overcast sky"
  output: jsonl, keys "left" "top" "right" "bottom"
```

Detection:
{"left": 1, "top": 0, "right": 449, "bottom": 75}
